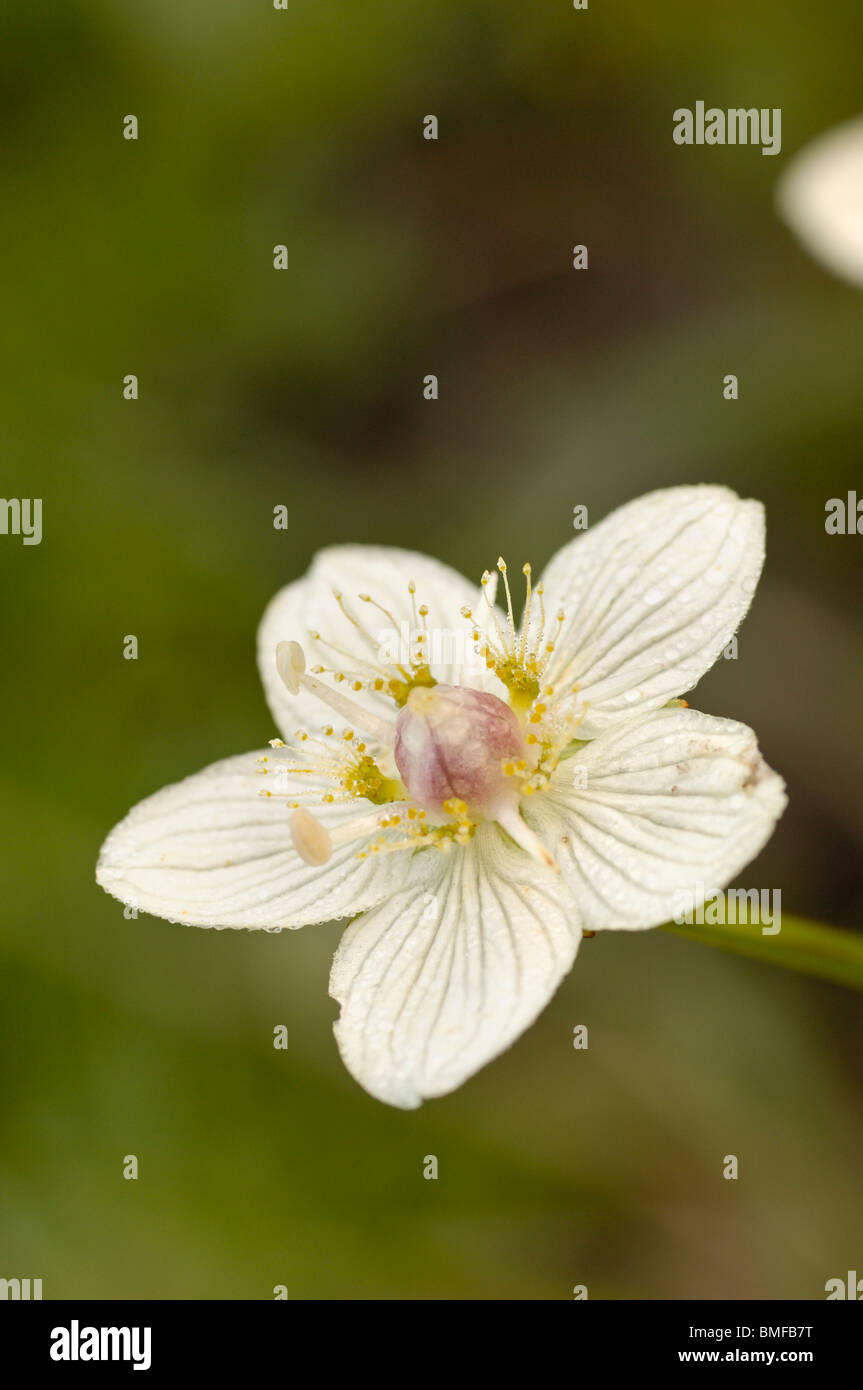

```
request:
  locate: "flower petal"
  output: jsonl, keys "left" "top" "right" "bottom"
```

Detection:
{"left": 258, "top": 545, "right": 500, "bottom": 742}
{"left": 538, "top": 486, "right": 765, "bottom": 737}
{"left": 777, "top": 114, "right": 863, "bottom": 288}
{"left": 96, "top": 752, "right": 417, "bottom": 929}
{"left": 524, "top": 706, "right": 787, "bottom": 931}
{"left": 330, "top": 824, "right": 581, "bottom": 1108}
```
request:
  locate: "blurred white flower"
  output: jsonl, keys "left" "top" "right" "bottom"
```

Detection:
{"left": 777, "top": 114, "right": 863, "bottom": 287}
{"left": 97, "top": 486, "right": 786, "bottom": 1108}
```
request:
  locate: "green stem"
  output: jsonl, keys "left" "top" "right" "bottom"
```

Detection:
{"left": 661, "top": 912, "right": 863, "bottom": 993}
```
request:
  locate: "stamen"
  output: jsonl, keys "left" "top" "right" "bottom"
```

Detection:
{"left": 497, "top": 557, "right": 517, "bottom": 648}
{"left": 480, "top": 571, "right": 508, "bottom": 652}
{"left": 332, "top": 589, "right": 399, "bottom": 664}
{"left": 308, "top": 629, "right": 391, "bottom": 683}
{"left": 490, "top": 796, "right": 559, "bottom": 872}
{"left": 536, "top": 582, "right": 546, "bottom": 646}
{"left": 355, "top": 593, "right": 417, "bottom": 681}
{"left": 519, "top": 563, "right": 532, "bottom": 663}
{"left": 331, "top": 805, "right": 412, "bottom": 842}
{"left": 358, "top": 591, "right": 399, "bottom": 628}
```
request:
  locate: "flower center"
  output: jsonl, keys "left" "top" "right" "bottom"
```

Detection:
{"left": 266, "top": 571, "right": 568, "bottom": 872}
{"left": 394, "top": 684, "right": 526, "bottom": 815}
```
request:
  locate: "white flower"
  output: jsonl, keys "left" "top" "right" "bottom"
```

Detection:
{"left": 97, "top": 485, "right": 786, "bottom": 1108}
{"left": 777, "top": 114, "right": 863, "bottom": 287}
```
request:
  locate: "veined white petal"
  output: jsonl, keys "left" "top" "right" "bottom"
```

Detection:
{"left": 96, "top": 752, "right": 417, "bottom": 929}
{"left": 538, "top": 486, "right": 764, "bottom": 736}
{"left": 330, "top": 822, "right": 581, "bottom": 1108}
{"left": 524, "top": 706, "right": 787, "bottom": 932}
{"left": 258, "top": 545, "right": 502, "bottom": 741}
{"left": 777, "top": 114, "right": 863, "bottom": 288}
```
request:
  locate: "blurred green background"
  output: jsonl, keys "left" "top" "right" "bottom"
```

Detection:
{"left": 2, "top": 0, "right": 862, "bottom": 1299}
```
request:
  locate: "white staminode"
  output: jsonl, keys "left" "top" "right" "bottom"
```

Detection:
{"left": 276, "top": 639, "right": 305, "bottom": 693}
{"left": 276, "top": 638, "right": 394, "bottom": 745}
{"left": 96, "top": 487, "right": 787, "bottom": 1110}
{"left": 289, "top": 804, "right": 412, "bottom": 867}
{"left": 777, "top": 114, "right": 863, "bottom": 288}
{"left": 290, "top": 807, "right": 332, "bottom": 866}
